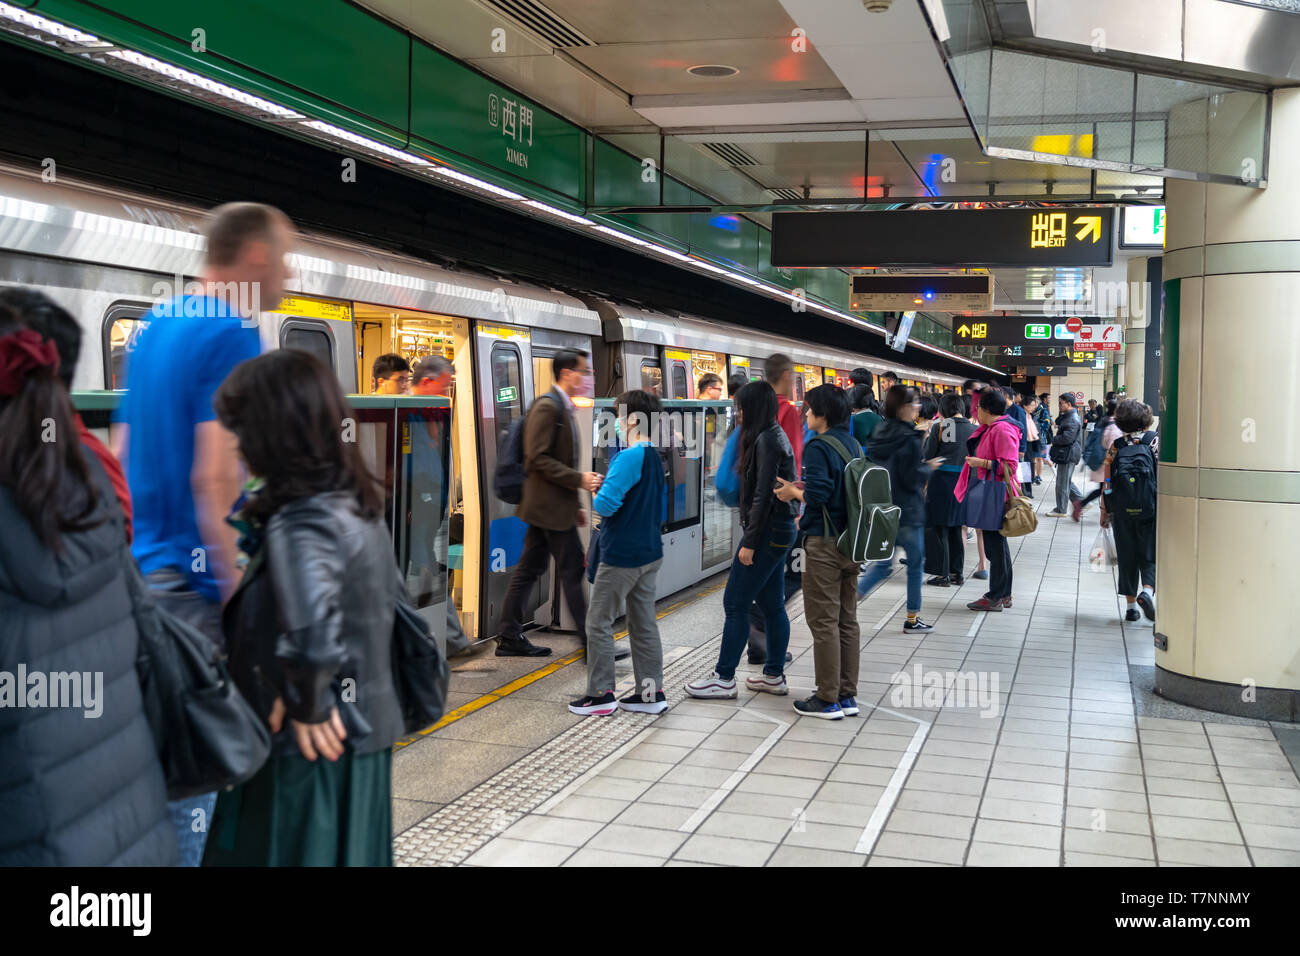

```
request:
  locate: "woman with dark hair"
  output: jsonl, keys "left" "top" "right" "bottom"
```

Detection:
{"left": 915, "top": 393, "right": 940, "bottom": 434}
{"left": 849, "top": 382, "right": 881, "bottom": 446}
{"left": 1072, "top": 398, "right": 1121, "bottom": 521}
{"left": 955, "top": 388, "right": 1022, "bottom": 612}
{"left": 204, "top": 349, "right": 403, "bottom": 866}
{"left": 1101, "top": 399, "right": 1158, "bottom": 623}
{"left": 0, "top": 291, "right": 175, "bottom": 865}
{"left": 686, "top": 380, "right": 797, "bottom": 699}
{"left": 923, "top": 391, "right": 975, "bottom": 587}
{"left": 858, "top": 385, "right": 935, "bottom": 632}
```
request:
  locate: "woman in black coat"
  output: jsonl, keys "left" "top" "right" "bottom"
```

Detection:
{"left": 204, "top": 349, "right": 405, "bottom": 867}
{"left": 0, "top": 295, "right": 175, "bottom": 865}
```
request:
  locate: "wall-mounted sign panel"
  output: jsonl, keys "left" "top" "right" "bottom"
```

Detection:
{"left": 772, "top": 208, "right": 1115, "bottom": 268}
{"left": 954, "top": 317, "right": 1105, "bottom": 346}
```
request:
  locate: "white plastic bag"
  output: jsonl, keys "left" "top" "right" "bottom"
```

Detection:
{"left": 1089, "top": 526, "right": 1118, "bottom": 572}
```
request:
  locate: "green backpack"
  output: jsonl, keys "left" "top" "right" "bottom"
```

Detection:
{"left": 813, "top": 433, "right": 901, "bottom": 564}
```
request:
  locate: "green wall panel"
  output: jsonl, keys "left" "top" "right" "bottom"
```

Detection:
{"left": 43, "top": 0, "right": 411, "bottom": 140}
{"left": 409, "top": 41, "right": 585, "bottom": 201}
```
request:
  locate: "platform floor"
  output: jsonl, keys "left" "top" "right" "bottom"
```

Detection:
{"left": 392, "top": 470, "right": 1300, "bottom": 867}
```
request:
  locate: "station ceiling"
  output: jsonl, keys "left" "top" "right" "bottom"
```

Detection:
{"left": 359, "top": 0, "right": 1164, "bottom": 211}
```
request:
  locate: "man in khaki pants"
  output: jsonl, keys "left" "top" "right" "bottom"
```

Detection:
{"left": 774, "top": 385, "right": 862, "bottom": 721}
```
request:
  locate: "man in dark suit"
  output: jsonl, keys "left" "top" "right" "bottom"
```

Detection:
{"left": 498, "top": 348, "right": 604, "bottom": 657}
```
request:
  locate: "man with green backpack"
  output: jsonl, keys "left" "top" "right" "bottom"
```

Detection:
{"left": 775, "top": 385, "right": 900, "bottom": 720}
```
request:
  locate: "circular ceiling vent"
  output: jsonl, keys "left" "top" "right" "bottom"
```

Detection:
{"left": 687, "top": 64, "right": 739, "bottom": 78}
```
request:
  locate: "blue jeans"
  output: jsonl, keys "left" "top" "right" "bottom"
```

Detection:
{"left": 169, "top": 792, "right": 217, "bottom": 867}
{"left": 717, "top": 520, "right": 797, "bottom": 680}
{"left": 147, "top": 570, "right": 223, "bottom": 866}
{"left": 857, "top": 523, "right": 925, "bottom": 613}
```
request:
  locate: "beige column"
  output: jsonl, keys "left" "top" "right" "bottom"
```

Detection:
{"left": 1156, "top": 88, "right": 1300, "bottom": 719}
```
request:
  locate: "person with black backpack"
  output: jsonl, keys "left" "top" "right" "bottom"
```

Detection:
{"left": 1072, "top": 399, "right": 1120, "bottom": 521}
{"left": 1047, "top": 393, "right": 1085, "bottom": 517}
{"left": 1101, "top": 399, "right": 1158, "bottom": 623}
{"left": 773, "top": 385, "right": 862, "bottom": 720}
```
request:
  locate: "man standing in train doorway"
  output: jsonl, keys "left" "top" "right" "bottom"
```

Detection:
{"left": 747, "top": 353, "right": 803, "bottom": 665}
{"left": 114, "top": 201, "right": 294, "bottom": 865}
{"left": 498, "top": 348, "right": 616, "bottom": 658}
{"left": 408, "top": 355, "right": 487, "bottom": 660}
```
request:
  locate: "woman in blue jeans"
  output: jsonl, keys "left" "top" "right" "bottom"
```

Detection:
{"left": 857, "top": 384, "right": 936, "bottom": 632}
{"left": 687, "top": 381, "right": 797, "bottom": 699}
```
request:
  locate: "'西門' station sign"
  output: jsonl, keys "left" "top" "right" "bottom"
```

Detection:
{"left": 771, "top": 207, "right": 1114, "bottom": 268}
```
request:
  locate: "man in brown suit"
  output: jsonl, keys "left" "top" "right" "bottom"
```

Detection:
{"left": 497, "top": 348, "right": 604, "bottom": 657}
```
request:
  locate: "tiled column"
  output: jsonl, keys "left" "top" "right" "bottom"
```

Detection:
{"left": 1156, "top": 87, "right": 1300, "bottom": 720}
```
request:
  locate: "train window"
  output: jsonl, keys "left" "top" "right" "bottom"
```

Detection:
{"left": 792, "top": 373, "right": 805, "bottom": 403}
{"left": 670, "top": 362, "right": 688, "bottom": 400}
{"left": 101, "top": 304, "right": 152, "bottom": 390}
{"left": 490, "top": 343, "right": 524, "bottom": 447}
{"left": 663, "top": 407, "right": 702, "bottom": 532}
{"left": 641, "top": 360, "right": 662, "bottom": 396}
{"left": 281, "top": 320, "right": 335, "bottom": 371}
{"left": 700, "top": 406, "right": 733, "bottom": 567}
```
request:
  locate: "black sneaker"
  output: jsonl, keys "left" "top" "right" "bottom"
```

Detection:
{"left": 949, "top": 574, "right": 965, "bottom": 587}
{"left": 496, "top": 635, "right": 552, "bottom": 657}
{"left": 1125, "top": 607, "right": 1141, "bottom": 622}
{"left": 613, "top": 644, "right": 630, "bottom": 660}
{"left": 925, "top": 575, "right": 951, "bottom": 587}
{"left": 568, "top": 692, "right": 618, "bottom": 716}
{"left": 618, "top": 690, "right": 669, "bottom": 715}
{"left": 1137, "top": 590, "right": 1156, "bottom": 622}
{"left": 793, "top": 695, "right": 844, "bottom": 720}
{"left": 903, "top": 618, "right": 934, "bottom": 633}
{"left": 747, "top": 650, "right": 793, "bottom": 665}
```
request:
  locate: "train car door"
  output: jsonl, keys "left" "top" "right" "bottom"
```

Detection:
{"left": 665, "top": 349, "right": 691, "bottom": 399}
{"left": 474, "top": 323, "right": 538, "bottom": 640}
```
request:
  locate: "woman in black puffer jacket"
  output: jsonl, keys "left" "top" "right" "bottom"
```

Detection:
{"left": 858, "top": 384, "right": 936, "bottom": 633}
{"left": 0, "top": 296, "right": 175, "bottom": 866}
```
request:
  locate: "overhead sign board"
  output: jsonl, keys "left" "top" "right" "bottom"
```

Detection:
{"left": 772, "top": 207, "right": 1115, "bottom": 268}
{"left": 954, "top": 317, "right": 1106, "bottom": 346}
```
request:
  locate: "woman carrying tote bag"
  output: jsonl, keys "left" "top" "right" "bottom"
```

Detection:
{"left": 955, "top": 389, "right": 1023, "bottom": 612}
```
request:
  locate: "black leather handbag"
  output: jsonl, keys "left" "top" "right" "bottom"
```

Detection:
{"left": 125, "top": 553, "right": 271, "bottom": 800}
{"left": 391, "top": 596, "right": 451, "bottom": 734}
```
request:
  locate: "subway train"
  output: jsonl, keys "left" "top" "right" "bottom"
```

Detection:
{"left": 0, "top": 164, "right": 970, "bottom": 645}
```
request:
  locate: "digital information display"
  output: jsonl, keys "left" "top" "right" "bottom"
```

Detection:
{"left": 1121, "top": 206, "right": 1166, "bottom": 248}
{"left": 772, "top": 207, "right": 1115, "bottom": 268}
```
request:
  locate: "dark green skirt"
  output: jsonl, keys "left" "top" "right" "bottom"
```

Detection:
{"left": 203, "top": 748, "right": 392, "bottom": 867}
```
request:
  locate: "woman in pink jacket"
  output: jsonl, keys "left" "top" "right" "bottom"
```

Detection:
{"left": 955, "top": 389, "right": 1023, "bottom": 611}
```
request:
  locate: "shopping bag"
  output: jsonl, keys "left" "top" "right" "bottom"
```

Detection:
{"left": 960, "top": 469, "right": 1006, "bottom": 531}
{"left": 1088, "top": 527, "right": 1118, "bottom": 572}
{"left": 1017, "top": 460, "right": 1033, "bottom": 483}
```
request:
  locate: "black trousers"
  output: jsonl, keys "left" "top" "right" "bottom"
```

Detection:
{"left": 499, "top": 525, "right": 587, "bottom": 643}
{"left": 1111, "top": 512, "right": 1156, "bottom": 596}
{"left": 981, "top": 530, "right": 1013, "bottom": 601}
{"left": 924, "top": 525, "right": 965, "bottom": 578}
{"left": 748, "top": 532, "right": 803, "bottom": 650}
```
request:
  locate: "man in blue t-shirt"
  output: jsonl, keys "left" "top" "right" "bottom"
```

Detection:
{"left": 114, "top": 201, "right": 294, "bottom": 866}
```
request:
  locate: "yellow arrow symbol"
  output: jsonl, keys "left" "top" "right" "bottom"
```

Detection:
{"left": 958, "top": 324, "right": 970, "bottom": 335}
{"left": 1074, "top": 216, "right": 1102, "bottom": 243}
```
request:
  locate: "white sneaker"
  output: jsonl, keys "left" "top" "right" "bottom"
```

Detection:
{"left": 685, "top": 672, "right": 737, "bottom": 699}
{"left": 745, "top": 673, "right": 788, "bottom": 696}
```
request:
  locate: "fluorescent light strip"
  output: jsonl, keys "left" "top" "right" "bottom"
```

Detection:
{"left": 522, "top": 200, "right": 593, "bottom": 226}
{"left": 300, "top": 119, "right": 433, "bottom": 166}
{"left": 104, "top": 49, "right": 303, "bottom": 118}
{"left": 429, "top": 165, "right": 524, "bottom": 201}
{"left": 0, "top": 1, "right": 101, "bottom": 44}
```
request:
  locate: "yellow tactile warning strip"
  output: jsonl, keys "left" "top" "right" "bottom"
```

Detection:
{"left": 392, "top": 579, "right": 726, "bottom": 748}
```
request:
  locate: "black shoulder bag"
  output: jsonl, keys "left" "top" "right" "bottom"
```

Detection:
{"left": 391, "top": 592, "right": 451, "bottom": 734}
{"left": 126, "top": 553, "right": 271, "bottom": 799}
